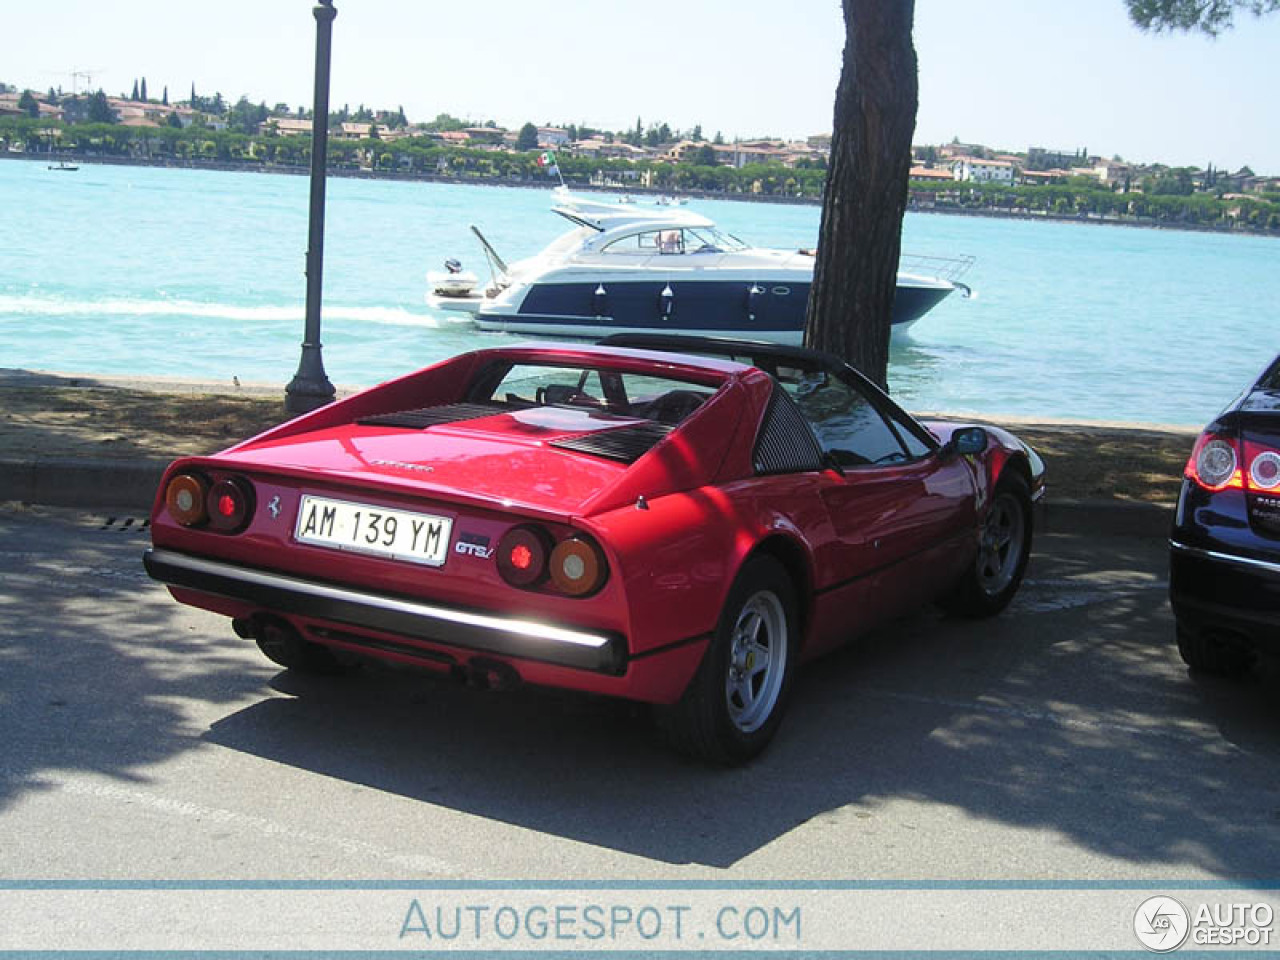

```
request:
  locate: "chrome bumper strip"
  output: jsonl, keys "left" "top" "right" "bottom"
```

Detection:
{"left": 144, "top": 548, "right": 625, "bottom": 673}
{"left": 1169, "top": 539, "right": 1280, "bottom": 577}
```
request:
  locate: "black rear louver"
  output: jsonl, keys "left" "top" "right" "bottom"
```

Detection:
{"left": 358, "top": 402, "right": 502, "bottom": 430}
{"left": 549, "top": 422, "right": 674, "bottom": 464}
{"left": 753, "top": 386, "right": 825, "bottom": 475}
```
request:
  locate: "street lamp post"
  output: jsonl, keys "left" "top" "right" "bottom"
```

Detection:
{"left": 285, "top": 0, "right": 338, "bottom": 414}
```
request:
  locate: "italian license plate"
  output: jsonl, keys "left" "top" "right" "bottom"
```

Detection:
{"left": 294, "top": 495, "right": 453, "bottom": 567}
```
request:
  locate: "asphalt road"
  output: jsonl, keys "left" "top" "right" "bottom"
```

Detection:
{"left": 2, "top": 503, "right": 1277, "bottom": 882}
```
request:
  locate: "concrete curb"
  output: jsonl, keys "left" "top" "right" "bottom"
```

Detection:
{"left": 0, "top": 457, "right": 167, "bottom": 511}
{"left": 3, "top": 456, "right": 1178, "bottom": 539}
{"left": 1041, "top": 498, "right": 1173, "bottom": 539}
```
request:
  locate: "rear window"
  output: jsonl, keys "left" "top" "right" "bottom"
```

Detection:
{"left": 1258, "top": 356, "right": 1280, "bottom": 391}
{"left": 473, "top": 363, "right": 719, "bottom": 426}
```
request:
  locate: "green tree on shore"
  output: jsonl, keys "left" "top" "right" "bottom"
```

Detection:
{"left": 87, "top": 90, "right": 115, "bottom": 123}
{"left": 516, "top": 122, "right": 538, "bottom": 151}
{"left": 1126, "top": 0, "right": 1279, "bottom": 33}
{"left": 805, "top": 0, "right": 1280, "bottom": 389}
{"left": 18, "top": 90, "right": 38, "bottom": 118}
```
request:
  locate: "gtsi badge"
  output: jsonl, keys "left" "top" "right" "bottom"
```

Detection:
{"left": 1135, "top": 896, "right": 1190, "bottom": 953}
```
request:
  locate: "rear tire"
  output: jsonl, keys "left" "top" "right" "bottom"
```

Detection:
{"left": 940, "top": 471, "right": 1032, "bottom": 618}
{"left": 1175, "top": 622, "right": 1252, "bottom": 678}
{"left": 657, "top": 556, "right": 796, "bottom": 765}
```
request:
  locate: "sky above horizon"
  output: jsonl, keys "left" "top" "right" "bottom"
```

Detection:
{"left": 7, "top": 0, "right": 1280, "bottom": 175}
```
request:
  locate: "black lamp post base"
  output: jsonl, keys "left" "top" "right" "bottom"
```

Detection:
{"left": 284, "top": 347, "right": 336, "bottom": 414}
{"left": 284, "top": 379, "right": 336, "bottom": 415}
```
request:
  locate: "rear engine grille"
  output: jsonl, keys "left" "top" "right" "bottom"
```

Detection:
{"left": 549, "top": 422, "right": 673, "bottom": 464}
{"left": 358, "top": 402, "right": 502, "bottom": 430}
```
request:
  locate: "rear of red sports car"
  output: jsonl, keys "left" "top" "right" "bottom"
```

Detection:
{"left": 145, "top": 340, "right": 1041, "bottom": 763}
{"left": 145, "top": 344, "right": 770, "bottom": 706}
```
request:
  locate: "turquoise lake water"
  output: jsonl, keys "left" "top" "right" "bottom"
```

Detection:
{"left": 1, "top": 158, "right": 1276, "bottom": 426}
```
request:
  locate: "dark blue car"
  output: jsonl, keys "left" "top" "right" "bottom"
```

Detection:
{"left": 1170, "top": 354, "right": 1280, "bottom": 675}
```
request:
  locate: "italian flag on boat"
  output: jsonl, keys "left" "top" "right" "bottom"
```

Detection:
{"left": 537, "top": 151, "right": 559, "bottom": 174}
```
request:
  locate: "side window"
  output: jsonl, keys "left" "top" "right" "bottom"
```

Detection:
{"left": 792, "top": 376, "right": 908, "bottom": 468}
{"left": 883, "top": 405, "right": 935, "bottom": 459}
{"left": 601, "top": 232, "right": 661, "bottom": 255}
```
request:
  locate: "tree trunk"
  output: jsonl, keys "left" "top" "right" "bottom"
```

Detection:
{"left": 803, "top": 0, "right": 918, "bottom": 392}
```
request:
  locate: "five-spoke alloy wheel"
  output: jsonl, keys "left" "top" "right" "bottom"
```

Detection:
{"left": 941, "top": 471, "right": 1033, "bottom": 618}
{"left": 658, "top": 555, "right": 796, "bottom": 765}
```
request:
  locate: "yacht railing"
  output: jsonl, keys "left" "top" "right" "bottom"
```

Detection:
{"left": 898, "top": 252, "right": 976, "bottom": 283}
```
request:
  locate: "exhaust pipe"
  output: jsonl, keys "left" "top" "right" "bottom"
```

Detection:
{"left": 450, "top": 657, "right": 522, "bottom": 691}
{"left": 233, "top": 614, "right": 350, "bottom": 675}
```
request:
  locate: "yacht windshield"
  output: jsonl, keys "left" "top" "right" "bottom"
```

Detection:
{"left": 600, "top": 226, "right": 749, "bottom": 256}
{"left": 686, "top": 227, "right": 748, "bottom": 252}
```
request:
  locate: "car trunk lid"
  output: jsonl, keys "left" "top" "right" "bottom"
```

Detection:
{"left": 221, "top": 404, "right": 664, "bottom": 516}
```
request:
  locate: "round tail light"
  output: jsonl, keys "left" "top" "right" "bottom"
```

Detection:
{"left": 206, "top": 477, "right": 254, "bottom": 533}
{"left": 1188, "top": 435, "right": 1240, "bottom": 491}
{"left": 165, "top": 473, "right": 209, "bottom": 526}
{"left": 496, "top": 526, "right": 550, "bottom": 587}
{"left": 550, "top": 537, "right": 607, "bottom": 597}
{"left": 1251, "top": 450, "right": 1280, "bottom": 490}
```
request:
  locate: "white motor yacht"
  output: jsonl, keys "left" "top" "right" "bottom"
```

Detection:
{"left": 427, "top": 188, "right": 972, "bottom": 343}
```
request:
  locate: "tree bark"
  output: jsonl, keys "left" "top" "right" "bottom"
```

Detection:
{"left": 803, "top": 0, "right": 918, "bottom": 392}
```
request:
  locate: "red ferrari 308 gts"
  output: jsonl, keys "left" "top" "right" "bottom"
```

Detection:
{"left": 144, "top": 335, "right": 1044, "bottom": 764}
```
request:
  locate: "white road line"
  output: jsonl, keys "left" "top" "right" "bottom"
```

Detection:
{"left": 29, "top": 776, "right": 461, "bottom": 876}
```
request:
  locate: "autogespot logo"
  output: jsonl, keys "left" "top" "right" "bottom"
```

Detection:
{"left": 1135, "top": 896, "right": 1191, "bottom": 952}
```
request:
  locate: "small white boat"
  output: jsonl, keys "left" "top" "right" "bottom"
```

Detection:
{"left": 428, "top": 187, "right": 973, "bottom": 343}
{"left": 426, "top": 258, "right": 479, "bottom": 299}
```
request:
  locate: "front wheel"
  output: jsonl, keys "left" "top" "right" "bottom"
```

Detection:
{"left": 940, "top": 471, "right": 1033, "bottom": 618}
{"left": 656, "top": 556, "right": 797, "bottom": 765}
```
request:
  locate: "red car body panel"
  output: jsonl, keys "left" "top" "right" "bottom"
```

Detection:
{"left": 146, "top": 342, "right": 1041, "bottom": 707}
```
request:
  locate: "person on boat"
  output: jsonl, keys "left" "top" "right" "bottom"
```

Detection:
{"left": 657, "top": 230, "right": 682, "bottom": 254}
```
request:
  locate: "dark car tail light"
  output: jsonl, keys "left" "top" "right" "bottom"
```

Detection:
{"left": 163, "top": 472, "right": 253, "bottom": 533}
{"left": 165, "top": 473, "right": 209, "bottom": 527}
{"left": 496, "top": 526, "right": 551, "bottom": 587}
{"left": 206, "top": 477, "right": 254, "bottom": 533}
{"left": 1185, "top": 433, "right": 1243, "bottom": 492}
{"left": 496, "top": 525, "right": 609, "bottom": 597}
{"left": 550, "top": 537, "right": 608, "bottom": 597}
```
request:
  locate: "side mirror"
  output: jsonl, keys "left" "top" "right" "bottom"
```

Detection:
{"left": 940, "top": 426, "right": 988, "bottom": 459}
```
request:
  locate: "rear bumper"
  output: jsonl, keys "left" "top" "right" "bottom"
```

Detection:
{"left": 1168, "top": 539, "right": 1280, "bottom": 657}
{"left": 143, "top": 548, "right": 627, "bottom": 675}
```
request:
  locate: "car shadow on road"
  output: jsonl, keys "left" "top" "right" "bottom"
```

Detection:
{"left": 5, "top": 506, "right": 1276, "bottom": 876}
{"left": 204, "top": 531, "right": 1280, "bottom": 874}
{"left": 0, "top": 507, "right": 275, "bottom": 811}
